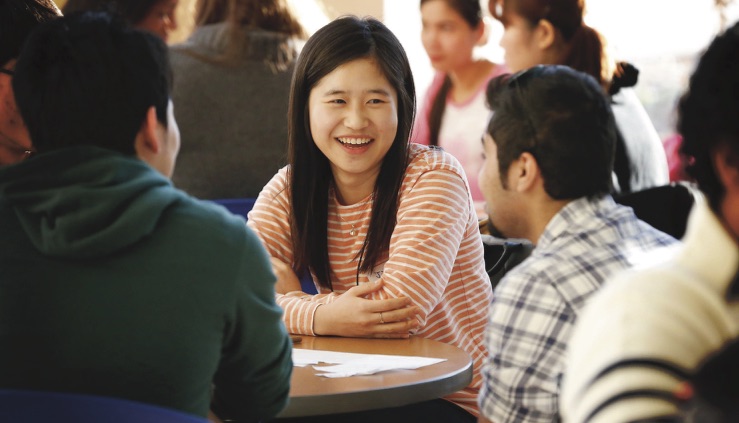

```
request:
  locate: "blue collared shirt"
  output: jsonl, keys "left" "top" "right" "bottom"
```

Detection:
{"left": 478, "top": 195, "right": 677, "bottom": 423}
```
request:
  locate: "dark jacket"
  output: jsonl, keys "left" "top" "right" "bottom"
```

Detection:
{"left": 0, "top": 146, "right": 291, "bottom": 421}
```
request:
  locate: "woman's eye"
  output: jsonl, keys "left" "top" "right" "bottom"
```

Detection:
{"left": 368, "top": 99, "right": 384, "bottom": 104}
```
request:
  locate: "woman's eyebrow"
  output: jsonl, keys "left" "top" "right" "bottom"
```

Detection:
{"left": 322, "top": 88, "right": 392, "bottom": 97}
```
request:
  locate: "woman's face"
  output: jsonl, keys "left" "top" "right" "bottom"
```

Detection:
{"left": 421, "top": 0, "right": 482, "bottom": 73}
{"left": 0, "top": 59, "right": 32, "bottom": 165}
{"left": 499, "top": 8, "right": 545, "bottom": 73}
{"left": 136, "top": 0, "right": 179, "bottom": 42}
{"left": 308, "top": 57, "right": 398, "bottom": 189}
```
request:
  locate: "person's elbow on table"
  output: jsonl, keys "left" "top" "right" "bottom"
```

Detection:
{"left": 271, "top": 257, "right": 302, "bottom": 294}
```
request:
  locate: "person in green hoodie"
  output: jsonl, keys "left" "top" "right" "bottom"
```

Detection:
{"left": 0, "top": 11, "right": 292, "bottom": 423}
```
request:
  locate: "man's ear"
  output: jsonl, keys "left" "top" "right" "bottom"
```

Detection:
{"left": 511, "top": 151, "right": 539, "bottom": 192}
{"left": 713, "top": 143, "right": 739, "bottom": 195}
{"left": 134, "top": 106, "right": 161, "bottom": 157}
{"left": 534, "top": 19, "right": 557, "bottom": 50}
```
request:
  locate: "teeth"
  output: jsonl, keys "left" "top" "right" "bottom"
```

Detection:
{"left": 338, "top": 137, "right": 372, "bottom": 145}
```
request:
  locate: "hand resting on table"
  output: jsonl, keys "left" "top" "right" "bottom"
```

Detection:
{"left": 313, "top": 280, "right": 420, "bottom": 338}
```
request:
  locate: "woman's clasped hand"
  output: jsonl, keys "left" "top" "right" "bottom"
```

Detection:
{"left": 312, "top": 281, "right": 420, "bottom": 338}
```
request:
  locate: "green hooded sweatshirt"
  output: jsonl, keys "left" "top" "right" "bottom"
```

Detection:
{"left": 0, "top": 146, "right": 292, "bottom": 421}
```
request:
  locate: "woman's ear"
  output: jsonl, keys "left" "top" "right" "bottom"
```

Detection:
{"left": 534, "top": 19, "right": 557, "bottom": 50}
{"left": 475, "top": 18, "right": 489, "bottom": 46}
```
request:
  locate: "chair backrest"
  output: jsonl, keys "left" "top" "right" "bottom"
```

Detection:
{"left": 0, "top": 390, "right": 208, "bottom": 423}
{"left": 482, "top": 235, "right": 534, "bottom": 290}
{"left": 614, "top": 182, "right": 699, "bottom": 239}
{"left": 210, "top": 198, "right": 257, "bottom": 220}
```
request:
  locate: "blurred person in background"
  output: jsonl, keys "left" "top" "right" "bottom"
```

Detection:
{"left": 62, "top": 0, "right": 179, "bottom": 41}
{"left": 414, "top": 0, "right": 507, "bottom": 209}
{"left": 169, "top": 0, "right": 306, "bottom": 200}
{"left": 489, "top": 0, "right": 669, "bottom": 194}
{"left": 0, "top": 0, "right": 60, "bottom": 165}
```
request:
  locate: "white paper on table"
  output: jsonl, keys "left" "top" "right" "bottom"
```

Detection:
{"left": 292, "top": 348, "right": 446, "bottom": 378}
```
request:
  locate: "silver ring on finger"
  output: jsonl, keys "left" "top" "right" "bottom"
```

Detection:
{"left": 380, "top": 312, "right": 385, "bottom": 324}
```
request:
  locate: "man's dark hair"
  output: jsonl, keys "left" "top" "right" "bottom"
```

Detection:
{"left": 13, "top": 11, "right": 172, "bottom": 155}
{"left": 486, "top": 65, "right": 617, "bottom": 199}
{"left": 0, "top": 0, "right": 60, "bottom": 66}
{"left": 678, "top": 21, "right": 739, "bottom": 212}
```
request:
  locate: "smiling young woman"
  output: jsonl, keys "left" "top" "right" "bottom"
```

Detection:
{"left": 247, "top": 15, "right": 493, "bottom": 423}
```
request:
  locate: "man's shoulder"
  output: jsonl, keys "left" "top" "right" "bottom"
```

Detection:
{"left": 553, "top": 197, "right": 677, "bottom": 256}
{"left": 162, "top": 194, "right": 256, "bottom": 249}
{"left": 503, "top": 218, "right": 675, "bottom": 310}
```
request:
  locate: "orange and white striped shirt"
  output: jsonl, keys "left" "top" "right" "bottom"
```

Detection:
{"left": 247, "top": 143, "right": 493, "bottom": 416}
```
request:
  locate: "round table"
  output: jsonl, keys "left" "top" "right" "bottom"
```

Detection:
{"left": 277, "top": 336, "right": 473, "bottom": 418}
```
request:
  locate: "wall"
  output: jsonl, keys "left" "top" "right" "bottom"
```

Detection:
{"left": 320, "top": 0, "right": 383, "bottom": 19}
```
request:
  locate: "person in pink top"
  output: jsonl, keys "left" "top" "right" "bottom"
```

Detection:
{"left": 247, "top": 15, "right": 492, "bottom": 423}
{"left": 414, "top": 0, "right": 507, "bottom": 205}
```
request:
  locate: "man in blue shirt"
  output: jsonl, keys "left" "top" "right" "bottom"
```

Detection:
{"left": 476, "top": 65, "right": 676, "bottom": 423}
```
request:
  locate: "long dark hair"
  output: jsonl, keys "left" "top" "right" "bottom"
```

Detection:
{"left": 287, "top": 16, "right": 415, "bottom": 290}
{"left": 421, "top": 0, "right": 483, "bottom": 146}
{"left": 492, "top": 0, "right": 612, "bottom": 87}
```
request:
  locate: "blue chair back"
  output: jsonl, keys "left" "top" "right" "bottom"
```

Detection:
{"left": 210, "top": 198, "right": 319, "bottom": 295}
{"left": 211, "top": 198, "right": 256, "bottom": 220}
{"left": 0, "top": 390, "right": 208, "bottom": 423}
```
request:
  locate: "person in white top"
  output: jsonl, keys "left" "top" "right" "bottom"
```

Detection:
{"left": 561, "top": 20, "right": 739, "bottom": 423}
{"left": 487, "top": 0, "right": 668, "bottom": 194}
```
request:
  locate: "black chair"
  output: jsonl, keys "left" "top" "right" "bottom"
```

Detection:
{"left": 614, "top": 182, "right": 699, "bottom": 239}
{"left": 482, "top": 234, "right": 534, "bottom": 290}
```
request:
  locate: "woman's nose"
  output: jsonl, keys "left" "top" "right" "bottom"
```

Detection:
{"left": 344, "top": 105, "right": 368, "bottom": 129}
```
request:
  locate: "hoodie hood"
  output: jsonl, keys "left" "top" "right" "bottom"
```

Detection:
{"left": 0, "top": 146, "right": 184, "bottom": 259}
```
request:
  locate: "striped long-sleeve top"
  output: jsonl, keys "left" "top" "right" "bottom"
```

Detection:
{"left": 247, "top": 143, "right": 493, "bottom": 416}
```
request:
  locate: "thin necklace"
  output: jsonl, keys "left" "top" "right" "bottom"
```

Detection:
{"left": 336, "top": 195, "right": 373, "bottom": 236}
{"left": 339, "top": 214, "right": 358, "bottom": 236}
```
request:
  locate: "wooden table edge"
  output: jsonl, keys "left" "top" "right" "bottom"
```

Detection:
{"left": 277, "top": 360, "right": 472, "bottom": 417}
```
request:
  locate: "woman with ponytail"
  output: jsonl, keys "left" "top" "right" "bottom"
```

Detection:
{"left": 489, "top": 0, "right": 668, "bottom": 194}
{"left": 414, "top": 0, "right": 507, "bottom": 208}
